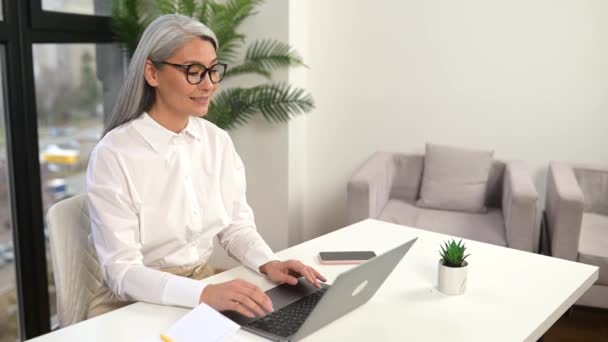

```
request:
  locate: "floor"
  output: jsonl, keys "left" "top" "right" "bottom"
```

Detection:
{"left": 543, "top": 306, "right": 608, "bottom": 342}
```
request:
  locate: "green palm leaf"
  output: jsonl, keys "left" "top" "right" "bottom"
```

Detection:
{"left": 155, "top": 0, "right": 178, "bottom": 14}
{"left": 111, "top": 0, "right": 147, "bottom": 56}
{"left": 197, "top": 0, "right": 212, "bottom": 25}
{"left": 216, "top": 33, "right": 245, "bottom": 64}
{"left": 224, "top": 40, "right": 305, "bottom": 79}
{"left": 206, "top": 0, "right": 261, "bottom": 63}
{"left": 206, "top": 88, "right": 256, "bottom": 129}
{"left": 224, "top": 63, "right": 271, "bottom": 79}
{"left": 177, "top": 0, "right": 198, "bottom": 16}
{"left": 208, "top": 84, "right": 314, "bottom": 129}
{"left": 252, "top": 83, "right": 314, "bottom": 123}
{"left": 156, "top": 0, "right": 200, "bottom": 18}
{"left": 210, "top": 0, "right": 262, "bottom": 28}
{"left": 245, "top": 40, "right": 305, "bottom": 70}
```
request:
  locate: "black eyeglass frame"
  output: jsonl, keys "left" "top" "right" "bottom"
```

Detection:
{"left": 155, "top": 61, "right": 228, "bottom": 84}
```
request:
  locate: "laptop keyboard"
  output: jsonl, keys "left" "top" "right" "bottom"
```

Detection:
{"left": 247, "top": 287, "right": 329, "bottom": 337}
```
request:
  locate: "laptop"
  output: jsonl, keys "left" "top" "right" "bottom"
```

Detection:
{"left": 222, "top": 238, "right": 418, "bottom": 341}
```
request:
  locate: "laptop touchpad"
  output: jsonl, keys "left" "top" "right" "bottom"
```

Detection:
{"left": 266, "top": 278, "right": 320, "bottom": 310}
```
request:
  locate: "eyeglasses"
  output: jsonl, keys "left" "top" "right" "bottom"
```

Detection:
{"left": 156, "top": 61, "right": 228, "bottom": 85}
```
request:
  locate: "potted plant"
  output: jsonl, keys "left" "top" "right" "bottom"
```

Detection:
{"left": 438, "top": 239, "right": 470, "bottom": 295}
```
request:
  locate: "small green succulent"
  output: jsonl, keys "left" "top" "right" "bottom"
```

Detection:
{"left": 439, "top": 239, "right": 470, "bottom": 267}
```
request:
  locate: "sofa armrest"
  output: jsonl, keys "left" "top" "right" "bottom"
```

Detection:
{"left": 502, "top": 161, "right": 539, "bottom": 252}
{"left": 347, "top": 152, "right": 395, "bottom": 224}
{"left": 546, "top": 162, "right": 584, "bottom": 261}
{"left": 569, "top": 163, "right": 608, "bottom": 215}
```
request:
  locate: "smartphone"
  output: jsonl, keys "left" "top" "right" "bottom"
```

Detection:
{"left": 318, "top": 251, "right": 376, "bottom": 265}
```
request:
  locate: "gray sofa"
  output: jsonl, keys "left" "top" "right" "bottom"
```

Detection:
{"left": 347, "top": 151, "right": 539, "bottom": 252}
{"left": 546, "top": 162, "right": 608, "bottom": 308}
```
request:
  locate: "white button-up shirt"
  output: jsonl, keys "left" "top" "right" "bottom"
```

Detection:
{"left": 86, "top": 113, "right": 277, "bottom": 308}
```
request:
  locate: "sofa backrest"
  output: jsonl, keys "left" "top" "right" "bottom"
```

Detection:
{"left": 390, "top": 153, "right": 506, "bottom": 209}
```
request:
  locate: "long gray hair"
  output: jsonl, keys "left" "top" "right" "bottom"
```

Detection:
{"left": 103, "top": 14, "right": 218, "bottom": 136}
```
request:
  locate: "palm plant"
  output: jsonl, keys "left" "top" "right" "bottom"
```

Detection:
{"left": 439, "top": 239, "right": 470, "bottom": 267}
{"left": 111, "top": 0, "right": 314, "bottom": 129}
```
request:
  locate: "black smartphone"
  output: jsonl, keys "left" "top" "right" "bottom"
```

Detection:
{"left": 318, "top": 251, "right": 376, "bottom": 264}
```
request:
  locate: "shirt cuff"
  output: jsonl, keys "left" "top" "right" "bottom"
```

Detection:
{"left": 242, "top": 244, "right": 279, "bottom": 274}
{"left": 162, "top": 274, "right": 208, "bottom": 308}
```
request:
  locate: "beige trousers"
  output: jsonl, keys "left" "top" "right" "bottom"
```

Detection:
{"left": 87, "top": 263, "right": 216, "bottom": 319}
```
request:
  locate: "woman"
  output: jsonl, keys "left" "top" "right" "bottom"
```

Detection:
{"left": 86, "top": 14, "right": 325, "bottom": 319}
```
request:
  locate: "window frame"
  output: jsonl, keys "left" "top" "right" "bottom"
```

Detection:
{"left": 1, "top": 0, "right": 115, "bottom": 339}
{"left": 30, "top": 0, "right": 113, "bottom": 36}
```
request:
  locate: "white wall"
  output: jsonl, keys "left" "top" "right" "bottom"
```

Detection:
{"left": 208, "top": 0, "right": 290, "bottom": 269}
{"left": 294, "top": 0, "right": 608, "bottom": 241}
{"left": 287, "top": 1, "right": 310, "bottom": 246}
{"left": 213, "top": 0, "right": 608, "bottom": 261}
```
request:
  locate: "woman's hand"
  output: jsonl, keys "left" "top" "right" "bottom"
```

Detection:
{"left": 199, "top": 279, "right": 273, "bottom": 318}
{"left": 259, "top": 260, "right": 327, "bottom": 288}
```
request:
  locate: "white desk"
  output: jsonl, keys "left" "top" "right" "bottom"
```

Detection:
{"left": 29, "top": 219, "right": 598, "bottom": 342}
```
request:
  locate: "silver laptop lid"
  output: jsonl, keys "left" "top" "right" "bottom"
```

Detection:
{"left": 292, "top": 238, "right": 418, "bottom": 341}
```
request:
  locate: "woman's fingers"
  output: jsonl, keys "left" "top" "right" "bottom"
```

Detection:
{"left": 311, "top": 268, "right": 327, "bottom": 282}
{"left": 257, "top": 260, "right": 327, "bottom": 290}
{"left": 235, "top": 280, "right": 274, "bottom": 313}
{"left": 282, "top": 260, "right": 326, "bottom": 288}
{"left": 290, "top": 262, "right": 319, "bottom": 288}
{"left": 229, "top": 300, "right": 255, "bottom": 318}
{"left": 233, "top": 293, "right": 266, "bottom": 317}
{"left": 304, "top": 267, "right": 321, "bottom": 288}
{"left": 278, "top": 272, "right": 299, "bottom": 285}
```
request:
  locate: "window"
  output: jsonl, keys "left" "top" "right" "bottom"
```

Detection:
{"left": 0, "top": 45, "right": 19, "bottom": 342}
{"left": 2, "top": 0, "right": 116, "bottom": 339}
{"left": 41, "top": 0, "right": 111, "bottom": 17}
{"left": 32, "top": 42, "right": 124, "bottom": 327}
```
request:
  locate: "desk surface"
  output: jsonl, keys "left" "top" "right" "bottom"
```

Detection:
{"left": 29, "top": 219, "right": 598, "bottom": 342}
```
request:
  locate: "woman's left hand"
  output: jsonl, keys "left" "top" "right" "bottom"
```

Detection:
{"left": 260, "top": 260, "right": 327, "bottom": 288}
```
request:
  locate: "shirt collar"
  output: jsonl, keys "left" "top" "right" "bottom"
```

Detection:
{"left": 183, "top": 116, "right": 202, "bottom": 141}
{"left": 132, "top": 113, "right": 202, "bottom": 153}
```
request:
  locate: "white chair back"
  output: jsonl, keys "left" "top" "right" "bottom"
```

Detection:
{"left": 47, "top": 194, "right": 102, "bottom": 327}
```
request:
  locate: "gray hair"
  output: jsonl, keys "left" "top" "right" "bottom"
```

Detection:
{"left": 103, "top": 14, "right": 218, "bottom": 136}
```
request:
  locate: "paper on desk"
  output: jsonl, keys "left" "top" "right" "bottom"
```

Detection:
{"left": 161, "top": 303, "right": 240, "bottom": 342}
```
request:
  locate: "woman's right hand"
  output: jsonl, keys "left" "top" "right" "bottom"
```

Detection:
{"left": 199, "top": 278, "right": 274, "bottom": 318}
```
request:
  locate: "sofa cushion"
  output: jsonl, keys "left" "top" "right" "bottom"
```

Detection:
{"left": 578, "top": 213, "right": 608, "bottom": 286}
{"left": 379, "top": 199, "right": 507, "bottom": 246}
{"left": 573, "top": 167, "right": 608, "bottom": 216}
{"left": 417, "top": 143, "right": 493, "bottom": 213}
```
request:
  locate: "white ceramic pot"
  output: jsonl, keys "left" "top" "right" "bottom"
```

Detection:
{"left": 437, "top": 260, "right": 468, "bottom": 295}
